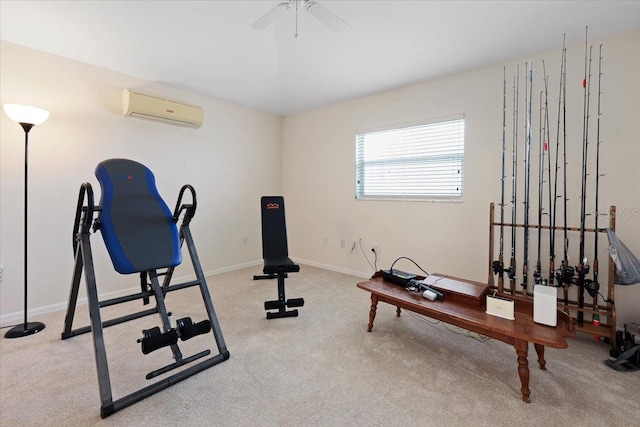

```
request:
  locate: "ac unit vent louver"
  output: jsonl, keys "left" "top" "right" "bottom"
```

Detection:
{"left": 122, "top": 90, "right": 204, "bottom": 128}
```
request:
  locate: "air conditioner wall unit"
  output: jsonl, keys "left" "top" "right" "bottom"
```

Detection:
{"left": 122, "top": 89, "right": 204, "bottom": 128}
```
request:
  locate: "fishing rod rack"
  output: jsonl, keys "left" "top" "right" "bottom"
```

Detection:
{"left": 488, "top": 202, "right": 617, "bottom": 348}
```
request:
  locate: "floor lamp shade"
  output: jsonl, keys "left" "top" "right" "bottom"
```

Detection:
{"left": 4, "top": 104, "right": 49, "bottom": 127}
{"left": 3, "top": 103, "right": 49, "bottom": 338}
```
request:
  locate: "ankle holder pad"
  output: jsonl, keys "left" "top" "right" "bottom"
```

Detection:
{"left": 287, "top": 298, "right": 304, "bottom": 307}
{"left": 138, "top": 327, "right": 179, "bottom": 355}
{"left": 177, "top": 317, "right": 211, "bottom": 341}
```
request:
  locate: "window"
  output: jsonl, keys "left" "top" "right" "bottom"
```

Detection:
{"left": 355, "top": 115, "right": 464, "bottom": 201}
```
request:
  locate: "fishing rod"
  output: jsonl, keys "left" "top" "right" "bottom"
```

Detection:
{"left": 533, "top": 88, "right": 545, "bottom": 285}
{"left": 506, "top": 67, "right": 520, "bottom": 293}
{"left": 535, "top": 61, "right": 551, "bottom": 287}
{"left": 549, "top": 35, "right": 566, "bottom": 287}
{"left": 492, "top": 67, "right": 508, "bottom": 292}
{"left": 543, "top": 65, "right": 552, "bottom": 287}
{"left": 534, "top": 89, "right": 544, "bottom": 286}
{"left": 589, "top": 44, "right": 604, "bottom": 330}
{"left": 577, "top": 30, "right": 593, "bottom": 326}
{"left": 555, "top": 38, "right": 573, "bottom": 303}
{"left": 522, "top": 62, "right": 533, "bottom": 297}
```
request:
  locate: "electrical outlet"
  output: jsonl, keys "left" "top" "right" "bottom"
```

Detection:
{"left": 242, "top": 236, "right": 248, "bottom": 245}
{"left": 340, "top": 239, "right": 346, "bottom": 248}
{"left": 0, "top": 265, "right": 3, "bottom": 284}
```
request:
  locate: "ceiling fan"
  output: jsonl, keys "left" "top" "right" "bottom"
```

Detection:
{"left": 251, "top": 0, "right": 348, "bottom": 37}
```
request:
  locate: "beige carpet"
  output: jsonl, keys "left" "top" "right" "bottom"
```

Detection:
{"left": 1, "top": 265, "right": 638, "bottom": 426}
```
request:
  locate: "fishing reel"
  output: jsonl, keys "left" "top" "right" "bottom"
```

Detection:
{"left": 554, "top": 264, "right": 575, "bottom": 286}
{"left": 584, "top": 280, "right": 600, "bottom": 298}
{"left": 533, "top": 270, "right": 548, "bottom": 286}
{"left": 577, "top": 263, "right": 590, "bottom": 277}
{"left": 505, "top": 266, "right": 517, "bottom": 281}
{"left": 570, "top": 259, "right": 591, "bottom": 287}
{"left": 492, "top": 260, "right": 504, "bottom": 276}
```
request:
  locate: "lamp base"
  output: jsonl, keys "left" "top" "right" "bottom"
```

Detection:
{"left": 4, "top": 321, "right": 46, "bottom": 338}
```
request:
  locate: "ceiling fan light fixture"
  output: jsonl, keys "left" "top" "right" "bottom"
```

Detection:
{"left": 251, "top": 1, "right": 290, "bottom": 30}
{"left": 251, "top": 0, "right": 347, "bottom": 34}
{"left": 304, "top": 0, "right": 348, "bottom": 32}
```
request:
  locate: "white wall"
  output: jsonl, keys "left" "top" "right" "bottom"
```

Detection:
{"left": 283, "top": 30, "right": 640, "bottom": 327}
{"left": 2, "top": 31, "right": 638, "bottom": 329}
{"left": 0, "top": 41, "right": 282, "bottom": 322}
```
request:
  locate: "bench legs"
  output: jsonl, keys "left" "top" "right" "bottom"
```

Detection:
{"left": 366, "top": 295, "right": 401, "bottom": 332}
{"left": 264, "top": 270, "right": 304, "bottom": 319}
{"left": 534, "top": 343, "right": 546, "bottom": 370}
{"left": 514, "top": 339, "right": 531, "bottom": 403}
{"left": 514, "top": 340, "right": 547, "bottom": 403}
{"left": 367, "top": 294, "right": 379, "bottom": 332}
{"left": 365, "top": 291, "right": 549, "bottom": 404}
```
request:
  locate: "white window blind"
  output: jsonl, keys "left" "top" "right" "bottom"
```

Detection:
{"left": 355, "top": 116, "right": 464, "bottom": 200}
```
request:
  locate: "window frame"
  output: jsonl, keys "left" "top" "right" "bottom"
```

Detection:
{"left": 354, "top": 114, "right": 465, "bottom": 202}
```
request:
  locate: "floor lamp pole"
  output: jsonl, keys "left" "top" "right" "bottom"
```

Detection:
{"left": 3, "top": 104, "right": 49, "bottom": 339}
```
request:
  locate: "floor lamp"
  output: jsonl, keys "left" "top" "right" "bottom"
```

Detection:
{"left": 3, "top": 104, "right": 50, "bottom": 338}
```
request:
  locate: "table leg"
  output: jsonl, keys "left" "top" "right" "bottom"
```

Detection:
{"left": 534, "top": 343, "right": 546, "bottom": 370}
{"left": 514, "top": 339, "right": 531, "bottom": 403}
{"left": 367, "top": 294, "right": 379, "bottom": 332}
{"left": 396, "top": 306, "right": 401, "bottom": 317}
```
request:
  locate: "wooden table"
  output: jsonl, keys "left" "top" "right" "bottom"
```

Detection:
{"left": 357, "top": 273, "right": 574, "bottom": 403}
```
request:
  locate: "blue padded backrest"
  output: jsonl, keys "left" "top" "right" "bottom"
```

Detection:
{"left": 260, "top": 196, "right": 289, "bottom": 259}
{"left": 95, "top": 159, "right": 181, "bottom": 274}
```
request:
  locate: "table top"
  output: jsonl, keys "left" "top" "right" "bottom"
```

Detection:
{"left": 357, "top": 274, "right": 574, "bottom": 348}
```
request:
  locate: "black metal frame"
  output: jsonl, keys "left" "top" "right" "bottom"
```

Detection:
{"left": 62, "top": 183, "right": 229, "bottom": 418}
{"left": 263, "top": 266, "right": 304, "bottom": 319}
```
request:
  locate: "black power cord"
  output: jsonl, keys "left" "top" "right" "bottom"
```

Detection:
{"left": 389, "top": 256, "right": 430, "bottom": 277}
{"left": 359, "top": 239, "right": 378, "bottom": 271}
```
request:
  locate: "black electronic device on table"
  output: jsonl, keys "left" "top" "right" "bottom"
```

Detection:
{"left": 382, "top": 271, "right": 445, "bottom": 301}
{"left": 381, "top": 269, "right": 417, "bottom": 286}
{"left": 381, "top": 257, "right": 445, "bottom": 301}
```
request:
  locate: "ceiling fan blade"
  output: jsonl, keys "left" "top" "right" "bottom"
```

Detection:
{"left": 304, "top": 0, "right": 347, "bottom": 32}
{"left": 251, "top": 1, "right": 291, "bottom": 30}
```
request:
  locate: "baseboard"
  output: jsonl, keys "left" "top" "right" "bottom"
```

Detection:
{"left": 0, "top": 260, "right": 264, "bottom": 328}
{"left": 0, "top": 286, "right": 141, "bottom": 328}
{"left": 209, "top": 259, "right": 263, "bottom": 275}
{"left": 292, "top": 258, "right": 371, "bottom": 279}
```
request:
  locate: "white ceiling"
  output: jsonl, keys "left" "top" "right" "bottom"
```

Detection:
{"left": 1, "top": 1, "right": 639, "bottom": 116}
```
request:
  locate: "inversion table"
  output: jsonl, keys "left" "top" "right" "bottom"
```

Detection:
{"left": 62, "top": 158, "right": 229, "bottom": 418}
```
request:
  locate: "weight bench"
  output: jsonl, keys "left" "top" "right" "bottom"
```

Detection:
{"left": 253, "top": 196, "right": 304, "bottom": 319}
{"left": 62, "top": 158, "right": 229, "bottom": 418}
